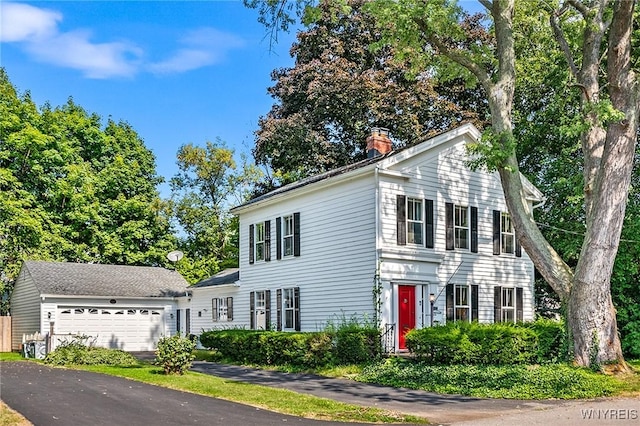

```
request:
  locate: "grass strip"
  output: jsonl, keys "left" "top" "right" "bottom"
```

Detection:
{"left": 77, "top": 363, "right": 427, "bottom": 424}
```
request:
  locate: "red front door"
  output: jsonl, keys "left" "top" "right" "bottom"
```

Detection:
{"left": 398, "top": 285, "right": 416, "bottom": 350}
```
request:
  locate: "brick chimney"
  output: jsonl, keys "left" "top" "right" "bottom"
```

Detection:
{"left": 366, "top": 127, "right": 392, "bottom": 158}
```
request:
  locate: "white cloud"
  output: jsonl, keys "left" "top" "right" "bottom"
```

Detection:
{"left": 148, "top": 28, "right": 245, "bottom": 74}
{"left": 0, "top": 2, "right": 61, "bottom": 42}
{"left": 26, "top": 30, "right": 142, "bottom": 79}
{"left": 1, "top": 3, "right": 245, "bottom": 79}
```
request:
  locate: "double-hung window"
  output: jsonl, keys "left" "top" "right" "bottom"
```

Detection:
{"left": 454, "top": 284, "right": 470, "bottom": 321}
{"left": 501, "top": 288, "right": 515, "bottom": 322}
{"left": 407, "top": 198, "right": 424, "bottom": 245}
{"left": 255, "top": 222, "right": 265, "bottom": 261}
{"left": 493, "top": 210, "right": 521, "bottom": 256}
{"left": 396, "top": 195, "right": 434, "bottom": 248}
{"left": 454, "top": 205, "right": 469, "bottom": 249}
{"left": 282, "top": 215, "right": 294, "bottom": 257}
{"left": 494, "top": 286, "right": 523, "bottom": 322}
{"left": 501, "top": 213, "right": 515, "bottom": 254}
{"left": 250, "top": 290, "right": 269, "bottom": 330}
{"left": 276, "top": 287, "right": 300, "bottom": 331}
{"left": 446, "top": 283, "right": 478, "bottom": 322}
{"left": 446, "top": 203, "right": 477, "bottom": 252}
{"left": 212, "top": 297, "right": 233, "bottom": 322}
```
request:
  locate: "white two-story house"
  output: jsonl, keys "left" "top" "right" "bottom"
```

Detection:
{"left": 186, "top": 123, "right": 544, "bottom": 352}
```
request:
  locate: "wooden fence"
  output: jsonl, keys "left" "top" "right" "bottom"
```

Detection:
{"left": 0, "top": 316, "right": 11, "bottom": 352}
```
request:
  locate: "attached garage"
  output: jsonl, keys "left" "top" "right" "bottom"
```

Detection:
{"left": 55, "top": 306, "right": 165, "bottom": 351}
{"left": 10, "top": 261, "right": 188, "bottom": 352}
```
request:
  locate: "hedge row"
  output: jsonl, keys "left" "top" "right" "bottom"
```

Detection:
{"left": 405, "top": 319, "right": 567, "bottom": 365}
{"left": 199, "top": 327, "right": 381, "bottom": 368}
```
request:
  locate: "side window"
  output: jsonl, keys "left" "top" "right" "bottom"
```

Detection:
{"left": 446, "top": 203, "right": 477, "bottom": 252}
{"left": 283, "top": 215, "right": 294, "bottom": 256}
{"left": 250, "top": 290, "right": 271, "bottom": 330}
{"left": 397, "top": 195, "right": 434, "bottom": 248}
{"left": 276, "top": 213, "right": 301, "bottom": 259}
{"left": 255, "top": 222, "right": 265, "bottom": 261}
{"left": 493, "top": 210, "right": 522, "bottom": 257}
{"left": 407, "top": 198, "right": 424, "bottom": 245}
{"left": 446, "top": 284, "right": 478, "bottom": 322}
{"left": 276, "top": 287, "right": 300, "bottom": 331}
{"left": 212, "top": 297, "right": 234, "bottom": 322}
{"left": 454, "top": 205, "right": 469, "bottom": 249}
{"left": 494, "top": 286, "right": 524, "bottom": 322}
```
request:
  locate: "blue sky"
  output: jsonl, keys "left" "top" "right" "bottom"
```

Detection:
{"left": 1, "top": 1, "right": 299, "bottom": 197}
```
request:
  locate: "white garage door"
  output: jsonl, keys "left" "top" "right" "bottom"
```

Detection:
{"left": 56, "top": 307, "right": 165, "bottom": 351}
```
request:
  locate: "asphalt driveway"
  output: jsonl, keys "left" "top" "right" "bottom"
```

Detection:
{"left": 0, "top": 362, "right": 368, "bottom": 426}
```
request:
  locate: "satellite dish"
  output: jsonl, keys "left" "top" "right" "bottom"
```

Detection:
{"left": 166, "top": 250, "right": 184, "bottom": 262}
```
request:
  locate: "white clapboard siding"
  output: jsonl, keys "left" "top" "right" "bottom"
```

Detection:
{"left": 236, "top": 172, "right": 378, "bottom": 331}
{"left": 10, "top": 267, "right": 41, "bottom": 351}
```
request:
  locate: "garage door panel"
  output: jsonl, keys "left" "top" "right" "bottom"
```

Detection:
{"left": 56, "top": 306, "right": 166, "bottom": 351}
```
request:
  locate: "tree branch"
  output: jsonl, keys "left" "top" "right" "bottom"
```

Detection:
{"left": 550, "top": 9, "right": 580, "bottom": 79}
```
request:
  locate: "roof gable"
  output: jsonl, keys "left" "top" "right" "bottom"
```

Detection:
{"left": 22, "top": 261, "right": 189, "bottom": 298}
{"left": 231, "top": 123, "right": 543, "bottom": 212}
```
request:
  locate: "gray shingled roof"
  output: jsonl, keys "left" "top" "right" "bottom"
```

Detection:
{"left": 192, "top": 268, "right": 239, "bottom": 288}
{"left": 232, "top": 153, "right": 392, "bottom": 211}
{"left": 23, "top": 261, "right": 189, "bottom": 298}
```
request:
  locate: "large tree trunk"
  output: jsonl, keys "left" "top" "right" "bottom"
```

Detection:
{"left": 568, "top": 0, "right": 638, "bottom": 368}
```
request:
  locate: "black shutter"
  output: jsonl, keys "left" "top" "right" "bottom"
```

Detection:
{"left": 227, "top": 297, "right": 233, "bottom": 321}
{"left": 264, "top": 220, "right": 271, "bottom": 261}
{"left": 212, "top": 298, "right": 218, "bottom": 322}
{"left": 516, "top": 287, "right": 524, "bottom": 322}
{"left": 471, "top": 284, "right": 479, "bottom": 321}
{"left": 176, "top": 309, "right": 181, "bottom": 333}
{"left": 249, "top": 224, "right": 254, "bottom": 264}
{"left": 515, "top": 237, "right": 522, "bottom": 258}
{"left": 470, "top": 206, "right": 478, "bottom": 253}
{"left": 397, "top": 195, "right": 406, "bottom": 245}
{"left": 494, "top": 286, "right": 502, "bottom": 323}
{"left": 265, "top": 290, "right": 271, "bottom": 330}
{"left": 249, "top": 292, "right": 255, "bottom": 329}
{"left": 276, "top": 217, "right": 282, "bottom": 260}
{"left": 493, "top": 210, "right": 501, "bottom": 255}
{"left": 293, "top": 212, "right": 301, "bottom": 256}
{"left": 446, "top": 283, "right": 454, "bottom": 322}
{"left": 276, "top": 289, "right": 282, "bottom": 331}
{"left": 294, "top": 287, "right": 301, "bottom": 331}
{"left": 425, "top": 199, "right": 434, "bottom": 248}
{"left": 445, "top": 202, "right": 454, "bottom": 250}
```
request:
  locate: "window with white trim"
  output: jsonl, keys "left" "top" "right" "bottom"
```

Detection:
{"left": 501, "top": 212, "right": 515, "bottom": 254}
{"left": 255, "top": 222, "right": 265, "bottom": 261}
{"left": 454, "top": 205, "right": 469, "bottom": 249}
{"left": 282, "top": 288, "right": 297, "bottom": 330}
{"left": 212, "top": 297, "right": 234, "bottom": 322}
{"left": 407, "top": 198, "right": 424, "bottom": 245}
{"left": 454, "top": 284, "right": 470, "bottom": 322}
{"left": 254, "top": 290, "right": 267, "bottom": 330}
{"left": 283, "top": 215, "right": 294, "bottom": 257}
{"left": 501, "top": 287, "right": 515, "bottom": 322}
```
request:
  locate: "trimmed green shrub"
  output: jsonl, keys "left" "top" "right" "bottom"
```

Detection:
{"left": 155, "top": 333, "right": 196, "bottom": 375}
{"left": 523, "top": 318, "right": 568, "bottom": 363}
{"left": 405, "top": 323, "right": 479, "bottom": 364}
{"left": 44, "top": 337, "right": 138, "bottom": 366}
{"left": 406, "top": 321, "right": 556, "bottom": 365}
{"left": 199, "top": 329, "right": 334, "bottom": 368}
{"left": 334, "top": 326, "right": 381, "bottom": 364}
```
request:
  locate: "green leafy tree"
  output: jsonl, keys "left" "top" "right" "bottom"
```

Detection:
{"left": 170, "top": 140, "right": 261, "bottom": 283}
{"left": 246, "top": 1, "right": 639, "bottom": 368}
{"left": 252, "top": 0, "right": 486, "bottom": 190}
{"left": 0, "top": 69, "right": 177, "bottom": 313}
